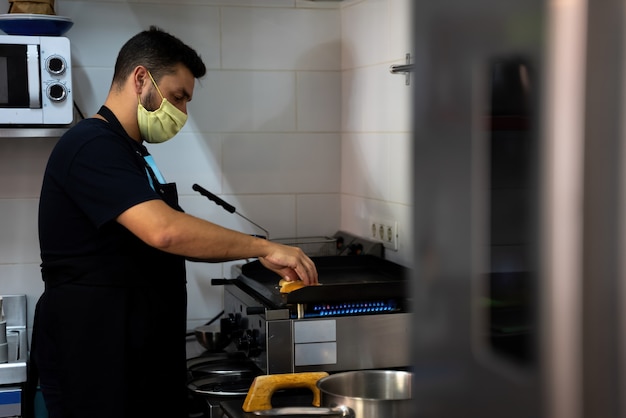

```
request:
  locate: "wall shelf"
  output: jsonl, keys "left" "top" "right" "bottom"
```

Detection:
{"left": 0, "top": 126, "right": 70, "bottom": 138}
{"left": 0, "top": 105, "right": 82, "bottom": 138}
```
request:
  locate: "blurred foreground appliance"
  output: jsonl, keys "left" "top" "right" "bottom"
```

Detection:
{"left": 0, "top": 35, "right": 72, "bottom": 125}
{"left": 411, "top": 1, "right": 626, "bottom": 418}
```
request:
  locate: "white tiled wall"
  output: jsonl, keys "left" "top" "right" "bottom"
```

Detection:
{"left": 340, "top": 0, "right": 413, "bottom": 267}
{"left": 0, "top": 0, "right": 413, "bottom": 330}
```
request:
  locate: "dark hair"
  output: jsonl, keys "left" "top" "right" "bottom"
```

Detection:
{"left": 112, "top": 25, "right": 206, "bottom": 88}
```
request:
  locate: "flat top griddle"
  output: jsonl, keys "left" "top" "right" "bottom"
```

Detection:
{"left": 233, "top": 255, "right": 409, "bottom": 309}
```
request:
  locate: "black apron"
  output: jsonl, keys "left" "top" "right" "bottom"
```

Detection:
{"left": 99, "top": 105, "right": 184, "bottom": 212}
{"left": 27, "top": 107, "right": 189, "bottom": 418}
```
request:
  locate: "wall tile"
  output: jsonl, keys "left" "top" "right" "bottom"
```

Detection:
{"left": 145, "top": 132, "right": 223, "bottom": 196}
{"left": 342, "top": 132, "right": 412, "bottom": 204}
{"left": 190, "top": 71, "right": 297, "bottom": 132}
{"left": 222, "top": 7, "right": 341, "bottom": 70}
{"left": 340, "top": 0, "right": 411, "bottom": 66}
{"left": 387, "top": 132, "right": 412, "bottom": 205}
{"left": 296, "top": 0, "right": 343, "bottom": 9}
{"left": 341, "top": 0, "right": 387, "bottom": 68}
{"left": 0, "top": 138, "right": 56, "bottom": 199}
{"left": 342, "top": 63, "right": 412, "bottom": 132}
{"left": 179, "top": 195, "right": 240, "bottom": 231}
{"left": 234, "top": 194, "right": 297, "bottom": 238}
{"left": 71, "top": 68, "right": 113, "bottom": 117}
{"left": 0, "top": 200, "right": 40, "bottom": 264}
{"left": 296, "top": 193, "right": 341, "bottom": 237}
{"left": 341, "top": 132, "right": 388, "bottom": 201}
{"left": 180, "top": 193, "right": 296, "bottom": 239}
{"left": 222, "top": 133, "right": 341, "bottom": 194}
{"left": 387, "top": 0, "right": 413, "bottom": 60}
{"left": 297, "top": 71, "right": 342, "bottom": 132}
{"left": 185, "top": 261, "right": 224, "bottom": 323}
{"left": 61, "top": 2, "right": 221, "bottom": 70}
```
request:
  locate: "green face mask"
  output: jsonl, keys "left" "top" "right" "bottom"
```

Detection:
{"left": 137, "top": 71, "right": 188, "bottom": 144}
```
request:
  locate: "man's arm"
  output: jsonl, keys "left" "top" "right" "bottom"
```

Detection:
{"left": 116, "top": 199, "right": 318, "bottom": 284}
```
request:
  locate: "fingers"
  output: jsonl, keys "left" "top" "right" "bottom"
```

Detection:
{"left": 295, "top": 256, "right": 318, "bottom": 285}
{"left": 260, "top": 245, "right": 319, "bottom": 285}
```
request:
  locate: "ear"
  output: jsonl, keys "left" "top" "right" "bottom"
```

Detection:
{"left": 133, "top": 66, "right": 149, "bottom": 95}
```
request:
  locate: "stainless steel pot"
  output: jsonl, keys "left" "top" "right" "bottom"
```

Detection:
{"left": 243, "top": 370, "right": 413, "bottom": 418}
{"left": 194, "top": 325, "right": 229, "bottom": 352}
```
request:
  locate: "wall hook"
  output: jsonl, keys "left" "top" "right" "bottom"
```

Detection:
{"left": 390, "top": 53, "right": 414, "bottom": 85}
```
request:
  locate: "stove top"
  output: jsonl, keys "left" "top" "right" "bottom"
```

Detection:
{"left": 230, "top": 255, "right": 409, "bottom": 317}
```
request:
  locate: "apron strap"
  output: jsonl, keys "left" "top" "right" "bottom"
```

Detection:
{"left": 96, "top": 106, "right": 184, "bottom": 212}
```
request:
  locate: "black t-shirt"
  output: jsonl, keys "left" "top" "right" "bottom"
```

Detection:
{"left": 39, "top": 116, "right": 157, "bottom": 256}
{"left": 34, "top": 113, "right": 189, "bottom": 417}
{"left": 38, "top": 115, "right": 185, "bottom": 287}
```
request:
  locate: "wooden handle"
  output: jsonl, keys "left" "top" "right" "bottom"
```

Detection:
{"left": 242, "top": 372, "right": 329, "bottom": 412}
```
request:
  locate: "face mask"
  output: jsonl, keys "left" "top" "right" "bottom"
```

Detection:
{"left": 137, "top": 71, "right": 188, "bottom": 144}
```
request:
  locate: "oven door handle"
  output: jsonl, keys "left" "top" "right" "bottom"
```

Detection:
{"left": 253, "top": 406, "right": 353, "bottom": 417}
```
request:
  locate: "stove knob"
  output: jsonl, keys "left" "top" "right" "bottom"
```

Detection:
{"left": 237, "top": 329, "right": 262, "bottom": 357}
{"left": 220, "top": 313, "right": 242, "bottom": 334}
{"left": 248, "top": 329, "right": 263, "bottom": 357}
{"left": 246, "top": 307, "right": 265, "bottom": 315}
{"left": 348, "top": 243, "right": 364, "bottom": 256}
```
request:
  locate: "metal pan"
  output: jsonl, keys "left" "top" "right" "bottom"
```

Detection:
{"left": 243, "top": 370, "right": 412, "bottom": 418}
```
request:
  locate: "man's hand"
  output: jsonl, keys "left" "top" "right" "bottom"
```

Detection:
{"left": 258, "top": 245, "right": 318, "bottom": 285}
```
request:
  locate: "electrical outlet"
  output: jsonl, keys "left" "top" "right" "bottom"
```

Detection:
{"left": 369, "top": 218, "right": 398, "bottom": 251}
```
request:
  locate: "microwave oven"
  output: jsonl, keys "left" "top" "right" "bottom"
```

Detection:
{"left": 0, "top": 35, "right": 72, "bottom": 125}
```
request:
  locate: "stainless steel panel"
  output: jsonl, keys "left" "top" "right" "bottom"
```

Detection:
{"left": 293, "top": 313, "right": 411, "bottom": 373}
{"left": 294, "top": 320, "right": 336, "bottom": 343}
{"left": 265, "top": 320, "right": 291, "bottom": 374}
{"left": 294, "top": 342, "right": 337, "bottom": 366}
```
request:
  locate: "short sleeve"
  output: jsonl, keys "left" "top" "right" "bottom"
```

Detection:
{"left": 64, "top": 132, "right": 160, "bottom": 228}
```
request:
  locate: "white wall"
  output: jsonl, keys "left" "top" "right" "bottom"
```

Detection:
{"left": 0, "top": 0, "right": 413, "bottom": 331}
{"left": 340, "top": 0, "right": 413, "bottom": 267}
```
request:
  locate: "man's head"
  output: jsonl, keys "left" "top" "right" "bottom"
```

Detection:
{"left": 106, "top": 26, "right": 207, "bottom": 143}
{"left": 111, "top": 26, "right": 206, "bottom": 89}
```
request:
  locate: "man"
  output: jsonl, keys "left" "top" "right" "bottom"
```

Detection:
{"left": 32, "top": 26, "right": 318, "bottom": 418}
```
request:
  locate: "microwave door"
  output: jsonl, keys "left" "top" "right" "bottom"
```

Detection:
{"left": 0, "top": 43, "right": 40, "bottom": 124}
{"left": 26, "top": 44, "right": 40, "bottom": 109}
{"left": 0, "top": 44, "right": 31, "bottom": 110}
